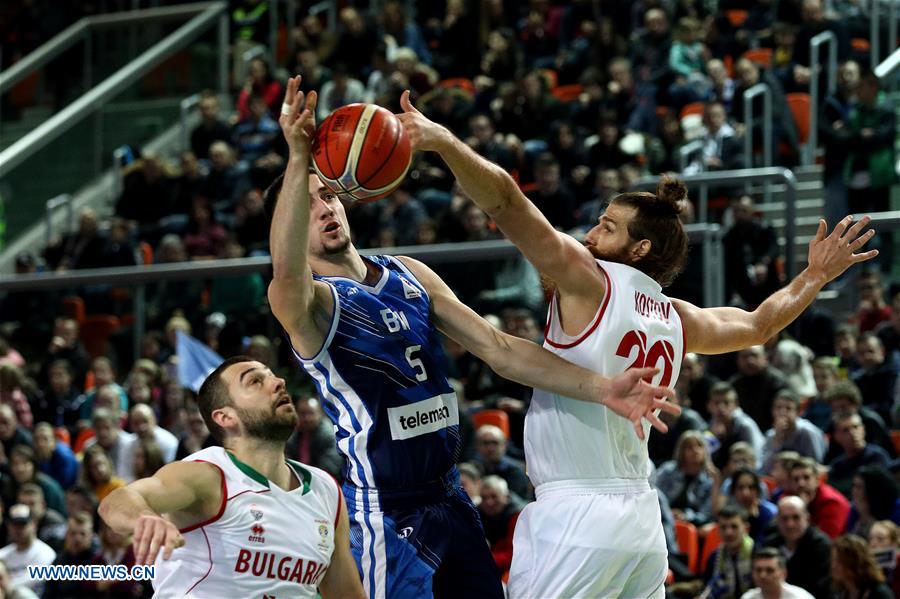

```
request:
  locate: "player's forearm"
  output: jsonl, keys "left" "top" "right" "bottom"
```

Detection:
{"left": 491, "top": 334, "right": 608, "bottom": 405}
{"left": 434, "top": 133, "right": 520, "bottom": 218}
{"left": 751, "top": 267, "right": 828, "bottom": 342}
{"left": 98, "top": 487, "right": 159, "bottom": 535}
{"left": 270, "top": 154, "right": 314, "bottom": 283}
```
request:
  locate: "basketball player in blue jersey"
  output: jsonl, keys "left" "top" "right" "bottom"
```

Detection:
{"left": 268, "top": 77, "right": 681, "bottom": 598}
{"left": 398, "top": 91, "right": 878, "bottom": 597}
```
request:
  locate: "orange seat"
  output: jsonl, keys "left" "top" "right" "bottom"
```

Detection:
{"left": 62, "top": 296, "right": 86, "bottom": 324}
{"left": 680, "top": 101, "right": 706, "bottom": 119}
{"left": 80, "top": 315, "right": 121, "bottom": 359}
{"left": 762, "top": 475, "right": 778, "bottom": 495}
{"left": 666, "top": 569, "right": 675, "bottom": 584}
{"left": 700, "top": 523, "right": 722, "bottom": 574}
{"left": 472, "top": 409, "right": 511, "bottom": 439}
{"left": 891, "top": 430, "right": 900, "bottom": 455}
{"left": 785, "top": 93, "right": 811, "bottom": 144}
{"left": 675, "top": 520, "right": 700, "bottom": 574}
{"left": 139, "top": 241, "right": 153, "bottom": 265}
{"left": 551, "top": 84, "right": 584, "bottom": 103}
{"left": 439, "top": 77, "right": 475, "bottom": 95}
{"left": 851, "top": 37, "right": 871, "bottom": 53}
{"left": 726, "top": 9, "right": 749, "bottom": 28}
{"left": 54, "top": 427, "right": 71, "bottom": 447}
{"left": 73, "top": 429, "right": 96, "bottom": 454}
{"left": 742, "top": 48, "right": 773, "bottom": 68}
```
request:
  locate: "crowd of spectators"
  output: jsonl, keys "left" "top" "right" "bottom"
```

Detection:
{"left": 1, "top": 0, "right": 900, "bottom": 597}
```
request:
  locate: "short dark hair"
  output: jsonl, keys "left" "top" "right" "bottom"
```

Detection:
{"left": 774, "top": 389, "right": 800, "bottom": 407}
{"left": 752, "top": 547, "right": 786, "bottom": 568}
{"left": 718, "top": 503, "right": 750, "bottom": 523}
{"left": 609, "top": 175, "right": 689, "bottom": 287}
{"left": 824, "top": 380, "right": 863, "bottom": 407}
{"left": 197, "top": 355, "right": 256, "bottom": 443}
{"left": 709, "top": 381, "right": 737, "bottom": 402}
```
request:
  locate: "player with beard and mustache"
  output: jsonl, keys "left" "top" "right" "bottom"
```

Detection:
{"left": 267, "top": 77, "right": 681, "bottom": 599}
{"left": 99, "top": 356, "right": 366, "bottom": 598}
{"left": 398, "top": 90, "right": 879, "bottom": 598}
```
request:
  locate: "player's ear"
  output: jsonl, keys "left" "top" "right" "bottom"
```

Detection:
{"left": 633, "top": 239, "right": 652, "bottom": 261}
{"left": 211, "top": 406, "right": 238, "bottom": 434}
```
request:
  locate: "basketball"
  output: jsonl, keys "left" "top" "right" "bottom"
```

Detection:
{"left": 311, "top": 103, "right": 412, "bottom": 202}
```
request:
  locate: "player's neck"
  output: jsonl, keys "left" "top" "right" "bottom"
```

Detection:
{"left": 225, "top": 440, "right": 296, "bottom": 491}
{"left": 310, "top": 247, "right": 367, "bottom": 281}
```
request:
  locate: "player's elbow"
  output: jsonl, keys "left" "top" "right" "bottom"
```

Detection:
{"left": 483, "top": 331, "right": 516, "bottom": 379}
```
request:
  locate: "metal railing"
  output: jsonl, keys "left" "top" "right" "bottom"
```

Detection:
{"left": 743, "top": 83, "right": 772, "bottom": 170}
{"left": 0, "top": 228, "right": 724, "bottom": 360}
{"left": 870, "top": 0, "right": 899, "bottom": 69}
{"left": 875, "top": 46, "right": 900, "bottom": 82}
{"left": 678, "top": 139, "right": 705, "bottom": 173}
{"left": 629, "top": 167, "right": 799, "bottom": 279}
{"left": 807, "top": 31, "right": 837, "bottom": 166}
{"left": 44, "top": 195, "right": 73, "bottom": 248}
{"left": 179, "top": 93, "right": 201, "bottom": 150}
{"left": 0, "top": 2, "right": 228, "bottom": 180}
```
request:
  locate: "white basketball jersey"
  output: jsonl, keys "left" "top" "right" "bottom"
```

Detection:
{"left": 525, "top": 260, "right": 684, "bottom": 486}
{"left": 152, "top": 446, "right": 340, "bottom": 599}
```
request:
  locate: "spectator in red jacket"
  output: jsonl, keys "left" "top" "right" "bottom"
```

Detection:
{"left": 235, "top": 57, "right": 283, "bottom": 121}
{"left": 791, "top": 456, "right": 850, "bottom": 538}
{"left": 477, "top": 475, "right": 524, "bottom": 577}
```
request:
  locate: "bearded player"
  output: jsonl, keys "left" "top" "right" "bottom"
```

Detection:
{"left": 399, "top": 91, "right": 877, "bottom": 598}
{"left": 99, "top": 357, "right": 365, "bottom": 598}
{"left": 267, "top": 77, "right": 680, "bottom": 597}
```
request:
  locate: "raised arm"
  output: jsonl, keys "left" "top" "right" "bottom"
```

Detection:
{"left": 397, "top": 257, "right": 678, "bottom": 440}
{"left": 98, "top": 460, "right": 223, "bottom": 565}
{"left": 675, "top": 216, "right": 877, "bottom": 354}
{"left": 266, "top": 76, "right": 334, "bottom": 356}
{"left": 396, "top": 92, "right": 601, "bottom": 299}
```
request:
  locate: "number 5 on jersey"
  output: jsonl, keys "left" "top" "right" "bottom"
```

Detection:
{"left": 616, "top": 330, "right": 675, "bottom": 387}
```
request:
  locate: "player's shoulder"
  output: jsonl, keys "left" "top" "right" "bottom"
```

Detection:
{"left": 287, "top": 460, "right": 341, "bottom": 500}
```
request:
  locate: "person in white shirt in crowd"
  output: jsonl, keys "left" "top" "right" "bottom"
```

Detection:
{"left": 740, "top": 547, "right": 814, "bottom": 599}
{"left": 0, "top": 505, "right": 55, "bottom": 595}
{"left": 762, "top": 390, "right": 827, "bottom": 473}
{"left": 128, "top": 404, "right": 177, "bottom": 464}
{"left": 0, "top": 559, "right": 38, "bottom": 599}
{"left": 86, "top": 408, "right": 137, "bottom": 482}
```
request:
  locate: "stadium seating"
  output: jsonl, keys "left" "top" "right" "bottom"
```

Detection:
{"left": 674, "top": 520, "right": 700, "bottom": 574}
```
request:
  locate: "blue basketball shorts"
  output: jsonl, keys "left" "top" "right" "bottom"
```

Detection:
{"left": 344, "top": 484, "right": 504, "bottom": 599}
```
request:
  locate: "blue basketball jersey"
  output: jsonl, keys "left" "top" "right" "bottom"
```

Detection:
{"left": 291, "top": 255, "right": 460, "bottom": 495}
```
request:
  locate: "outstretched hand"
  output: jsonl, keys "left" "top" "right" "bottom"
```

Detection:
{"left": 604, "top": 367, "right": 680, "bottom": 441}
{"left": 396, "top": 89, "right": 450, "bottom": 153}
{"left": 808, "top": 215, "right": 878, "bottom": 282}
{"left": 278, "top": 75, "right": 317, "bottom": 157}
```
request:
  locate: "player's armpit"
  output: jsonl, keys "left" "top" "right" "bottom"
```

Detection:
{"left": 268, "top": 278, "right": 334, "bottom": 358}
{"left": 318, "top": 493, "right": 365, "bottom": 599}
{"left": 99, "top": 461, "right": 224, "bottom": 535}
{"left": 672, "top": 298, "right": 764, "bottom": 355}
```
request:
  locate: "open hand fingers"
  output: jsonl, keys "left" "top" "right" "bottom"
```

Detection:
{"left": 829, "top": 215, "right": 854, "bottom": 241}
{"left": 644, "top": 411, "right": 669, "bottom": 434}
{"left": 850, "top": 228, "right": 876, "bottom": 251}
{"left": 133, "top": 518, "right": 149, "bottom": 565}
{"left": 852, "top": 249, "right": 879, "bottom": 263}
{"left": 630, "top": 367, "right": 660, "bottom": 382}
{"left": 145, "top": 524, "right": 166, "bottom": 566}
{"left": 814, "top": 219, "right": 827, "bottom": 242}
{"left": 400, "top": 89, "right": 419, "bottom": 114}
{"left": 632, "top": 420, "right": 646, "bottom": 441}
{"left": 653, "top": 396, "right": 681, "bottom": 416}
{"left": 162, "top": 531, "right": 185, "bottom": 561}
{"left": 842, "top": 215, "right": 871, "bottom": 242}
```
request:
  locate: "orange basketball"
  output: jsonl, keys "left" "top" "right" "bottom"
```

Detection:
{"left": 311, "top": 103, "right": 411, "bottom": 202}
